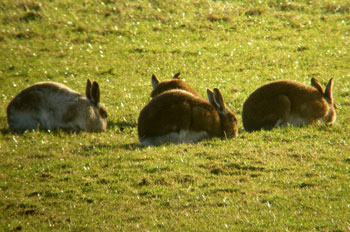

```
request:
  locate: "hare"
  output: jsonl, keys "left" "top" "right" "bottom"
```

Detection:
{"left": 7, "top": 79, "right": 108, "bottom": 132}
{"left": 150, "top": 72, "right": 200, "bottom": 99}
{"left": 138, "top": 88, "right": 238, "bottom": 146}
{"left": 242, "top": 78, "right": 336, "bottom": 132}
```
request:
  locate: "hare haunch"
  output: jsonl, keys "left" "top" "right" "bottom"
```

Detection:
{"left": 150, "top": 72, "right": 200, "bottom": 99}
{"left": 138, "top": 88, "right": 238, "bottom": 146}
{"left": 7, "top": 79, "right": 107, "bottom": 132}
{"left": 242, "top": 78, "right": 336, "bottom": 132}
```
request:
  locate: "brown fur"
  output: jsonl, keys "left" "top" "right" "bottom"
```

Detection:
{"left": 138, "top": 89, "right": 238, "bottom": 145}
{"left": 150, "top": 73, "right": 200, "bottom": 99}
{"left": 242, "top": 78, "right": 336, "bottom": 132}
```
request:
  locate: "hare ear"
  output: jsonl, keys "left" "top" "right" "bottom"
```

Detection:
{"left": 213, "top": 88, "right": 226, "bottom": 112}
{"left": 311, "top": 78, "right": 324, "bottom": 94}
{"left": 91, "top": 81, "right": 100, "bottom": 104}
{"left": 173, "top": 72, "right": 181, "bottom": 79}
{"left": 152, "top": 74, "right": 159, "bottom": 90}
{"left": 324, "top": 78, "right": 334, "bottom": 103}
{"left": 86, "top": 79, "right": 92, "bottom": 100}
{"left": 207, "top": 88, "right": 215, "bottom": 106}
{"left": 207, "top": 88, "right": 225, "bottom": 112}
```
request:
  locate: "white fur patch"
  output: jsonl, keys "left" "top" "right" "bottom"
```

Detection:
{"left": 140, "top": 130, "right": 209, "bottom": 146}
{"left": 287, "top": 114, "right": 307, "bottom": 127}
{"left": 8, "top": 111, "right": 39, "bottom": 131}
{"left": 179, "top": 130, "right": 208, "bottom": 143}
{"left": 274, "top": 119, "right": 284, "bottom": 128}
{"left": 38, "top": 110, "right": 53, "bottom": 129}
{"left": 274, "top": 114, "right": 307, "bottom": 128}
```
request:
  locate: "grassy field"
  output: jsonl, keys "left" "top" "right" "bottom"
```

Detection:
{"left": 1, "top": 0, "right": 350, "bottom": 231}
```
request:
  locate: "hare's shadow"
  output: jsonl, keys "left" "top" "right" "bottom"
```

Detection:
{"left": 108, "top": 120, "right": 137, "bottom": 131}
{"left": 1, "top": 127, "right": 11, "bottom": 135}
{"left": 81, "top": 142, "right": 142, "bottom": 152}
{"left": 0, "top": 120, "right": 137, "bottom": 135}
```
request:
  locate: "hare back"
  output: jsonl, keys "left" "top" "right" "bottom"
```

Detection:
{"left": 140, "top": 130, "right": 209, "bottom": 146}
{"left": 27, "top": 81, "right": 80, "bottom": 95}
{"left": 150, "top": 79, "right": 199, "bottom": 99}
{"left": 8, "top": 82, "right": 81, "bottom": 111}
{"left": 245, "top": 80, "right": 321, "bottom": 101}
{"left": 138, "top": 90, "right": 221, "bottom": 140}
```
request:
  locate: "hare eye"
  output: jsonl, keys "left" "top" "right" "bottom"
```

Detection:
{"left": 99, "top": 108, "right": 108, "bottom": 118}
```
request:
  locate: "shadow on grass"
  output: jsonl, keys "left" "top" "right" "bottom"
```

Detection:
{"left": 0, "top": 120, "right": 137, "bottom": 136}
{"left": 81, "top": 142, "right": 142, "bottom": 154}
{"left": 108, "top": 120, "right": 137, "bottom": 132}
{"left": 0, "top": 127, "right": 11, "bottom": 135}
{"left": 0, "top": 127, "right": 84, "bottom": 136}
{"left": 118, "top": 142, "right": 142, "bottom": 150}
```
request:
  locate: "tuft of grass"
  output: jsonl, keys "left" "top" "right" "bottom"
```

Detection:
{"left": 323, "top": 2, "right": 350, "bottom": 14}
{"left": 245, "top": 7, "right": 266, "bottom": 16}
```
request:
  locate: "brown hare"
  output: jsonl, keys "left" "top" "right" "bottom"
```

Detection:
{"left": 150, "top": 72, "right": 200, "bottom": 99}
{"left": 138, "top": 88, "right": 238, "bottom": 146}
{"left": 242, "top": 78, "right": 336, "bottom": 132}
{"left": 7, "top": 79, "right": 108, "bottom": 132}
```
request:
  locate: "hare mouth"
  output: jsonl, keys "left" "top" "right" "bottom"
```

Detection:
{"left": 140, "top": 130, "right": 208, "bottom": 146}
{"left": 325, "top": 108, "right": 336, "bottom": 124}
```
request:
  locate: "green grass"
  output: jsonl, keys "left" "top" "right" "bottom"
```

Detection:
{"left": 1, "top": 0, "right": 350, "bottom": 231}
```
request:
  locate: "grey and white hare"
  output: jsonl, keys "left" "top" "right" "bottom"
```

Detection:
{"left": 7, "top": 79, "right": 107, "bottom": 132}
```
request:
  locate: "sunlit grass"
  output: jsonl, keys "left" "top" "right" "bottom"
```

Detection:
{"left": 1, "top": 0, "right": 350, "bottom": 231}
